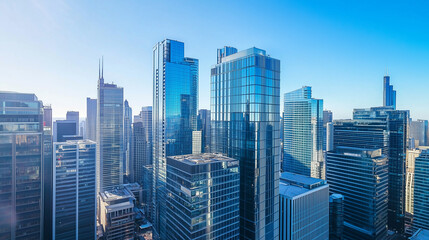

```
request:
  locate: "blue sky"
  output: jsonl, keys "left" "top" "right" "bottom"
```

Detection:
{"left": 1, "top": 0, "right": 428, "bottom": 119}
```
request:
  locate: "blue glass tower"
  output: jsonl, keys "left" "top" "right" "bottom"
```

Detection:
{"left": 283, "top": 86, "right": 324, "bottom": 178}
{"left": 124, "top": 99, "right": 132, "bottom": 179}
{"left": 412, "top": 150, "right": 429, "bottom": 231}
{"left": 211, "top": 47, "right": 280, "bottom": 239}
{"left": 383, "top": 75, "right": 396, "bottom": 109}
{"left": 152, "top": 39, "right": 198, "bottom": 238}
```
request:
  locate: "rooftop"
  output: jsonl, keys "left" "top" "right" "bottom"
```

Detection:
{"left": 99, "top": 187, "right": 135, "bottom": 203}
{"left": 219, "top": 47, "right": 268, "bottom": 63}
{"left": 167, "top": 153, "right": 238, "bottom": 166}
{"left": 280, "top": 172, "right": 326, "bottom": 189}
{"left": 410, "top": 229, "right": 429, "bottom": 240}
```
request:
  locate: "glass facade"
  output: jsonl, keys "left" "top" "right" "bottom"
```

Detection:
{"left": 96, "top": 67, "right": 124, "bottom": 193}
{"left": 166, "top": 153, "right": 240, "bottom": 240}
{"left": 211, "top": 47, "right": 280, "bottom": 240}
{"left": 86, "top": 97, "right": 97, "bottom": 141}
{"left": 53, "top": 140, "right": 96, "bottom": 239}
{"left": 383, "top": 75, "right": 396, "bottom": 109}
{"left": 153, "top": 39, "right": 198, "bottom": 238}
{"left": 197, "top": 109, "right": 211, "bottom": 153}
{"left": 283, "top": 86, "right": 324, "bottom": 179}
{"left": 412, "top": 150, "right": 429, "bottom": 231}
{"left": 0, "top": 92, "right": 43, "bottom": 240}
{"left": 124, "top": 100, "right": 132, "bottom": 179}
{"left": 353, "top": 107, "right": 409, "bottom": 233}
{"left": 43, "top": 105, "right": 54, "bottom": 240}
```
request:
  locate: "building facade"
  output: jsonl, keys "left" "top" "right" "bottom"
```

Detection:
{"left": 166, "top": 153, "right": 240, "bottom": 240}
{"left": 43, "top": 105, "right": 54, "bottom": 240}
{"left": 124, "top": 100, "right": 132, "bottom": 179}
{"left": 53, "top": 140, "right": 96, "bottom": 239}
{"left": 211, "top": 47, "right": 280, "bottom": 239}
{"left": 53, "top": 120, "right": 78, "bottom": 142}
{"left": 329, "top": 194, "right": 344, "bottom": 240}
{"left": 152, "top": 39, "right": 198, "bottom": 238}
{"left": 197, "top": 109, "right": 211, "bottom": 153}
{"left": 283, "top": 86, "right": 324, "bottom": 179}
{"left": 412, "top": 149, "right": 429, "bottom": 231}
{"left": 383, "top": 75, "right": 396, "bottom": 109}
{"left": 86, "top": 97, "right": 97, "bottom": 141}
{"left": 66, "top": 111, "right": 80, "bottom": 135}
{"left": 410, "top": 119, "right": 428, "bottom": 147}
{"left": 96, "top": 61, "right": 124, "bottom": 192}
{"left": 0, "top": 92, "right": 44, "bottom": 240}
{"left": 278, "top": 172, "right": 329, "bottom": 240}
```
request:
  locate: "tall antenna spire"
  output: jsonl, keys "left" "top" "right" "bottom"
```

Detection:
{"left": 102, "top": 56, "right": 104, "bottom": 79}
{"left": 99, "top": 58, "right": 101, "bottom": 79}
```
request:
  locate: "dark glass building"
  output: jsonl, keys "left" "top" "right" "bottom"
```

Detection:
{"left": 53, "top": 120, "right": 77, "bottom": 142}
{"left": 152, "top": 39, "right": 198, "bottom": 238}
{"left": 353, "top": 106, "right": 409, "bottom": 233}
{"left": 383, "top": 75, "right": 396, "bottom": 109}
{"left": 329, "top": 194, "right": 344, "bottom": 240}
{"left": 0, "top": 92, "right": 44, "bottom": 240}
{"left": 43, "top": 105, "right": 54, "bottom": 240}
{"left": 166, "top": 153, "right": 240, "bottom": 240}
{"left": 197, "top": 109, "right": 211, "bottom": 153}
{"left": 211, "top": 47, "right": 280, "bottom": 239}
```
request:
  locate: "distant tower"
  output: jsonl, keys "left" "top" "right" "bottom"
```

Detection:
{"left": 66, "top": 111, "right": 80, "bottom": 135}
{"left": 383, "top": 75, "right": 396, "bottom": 109}
{"left": 124, "top": 100, "right": 132, "bottom": 179}
{"left": 86, "top": 97, "right": 97, "bottom": 141}
{"left": 96, "top": 58, "right": 124, "bottom": 192}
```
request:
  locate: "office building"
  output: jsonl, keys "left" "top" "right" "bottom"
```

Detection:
{"left": 278, "top": 172, "right": 329, "bottom": 240}
{"left": 197, "top": 109, "right": 211, "bottom": 153}
{"left": 98, "top": 187, "right": 135, "bottom": 240}
{"left": 217, "top": 46, "right": 238, "bottom": 64}
{"left": 354, "top": 106, "right": 409, "bottom": 233}
{"left": 410, "top": 119, "right": 428, "bottom": 147}
{"left": 53, "top": 140, "right": 96, "bottom": 239}
{"left": 86, "top": 97, "right": 97, "bottom": 141}
{"left": 43, "top": 105, "right": 54, "bottom": 240}
{"left": 44, "top": 105, "right": 52, "bottom": 127}
{"left": 412, "top": 149, "right": 429, "bottom": 231}
{"left": 283, "top": 86, "right": 324, "bottom": 179}
{"left": 53, "top": 120, "right": 78, "bottom": 142}
{"left": 142, "top": 165, "right": 153, "bottom": 220}
{"left": 96, "top": 59, "right": 124, "bottom": 192}
{"left": 329, "top": 194, "right": 344, "bottom": 240}
{"left": 192, "top": 130, "right": 202, "bottom": 154}
{"left": 166, "top": 153, "right": 240, "bottom": 240}
{"left": 124, "top": 100, "right": 132, "bottom": 179}
{"left": 0, "top": 92, "right": 44, "bottom": 239}
{"left": 131, "top": 122, "right": 145, "bottom": 183}
{"left": 383, "top": 75, "right": 396, "bottom": 109}
{"left": 211, "top": 47, "right": 280, "bottom": 239}
{"left": 323, "top": 110, "right": 333, "bottom": 151}
{"left": 152, "top": 39, "right": 198, "bottom": 237}
{"left": 66, "top": 111, "right": 80, "bottom": 135}
{"left": 405, "top": 148, "right": 429, "bottom": 215}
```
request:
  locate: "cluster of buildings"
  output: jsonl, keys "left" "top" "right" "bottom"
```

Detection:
{"left": 0, "top": 39, "right": 429, "bottom": 240}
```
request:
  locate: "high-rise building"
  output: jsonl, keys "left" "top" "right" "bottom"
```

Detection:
{"left": 192, "top": 130, "right": 202, "bottom": 154}
{"left": 142, "top": 165, "right": 153, "bottom": 220}
{"left": 353, "top": 106, "right": 409, "bottom": 233}
{"left": 0, "top": 92, "right": 44, "bottom": 239}
{"left": 166, "top": 153, "right": 240, "bottom": 240}
{"left": 53, "top": 140, "right": 96, "bottom": 239}
{"left": 283, "top": 86, "right": 324, "bottom": 179}
{"left": 66, "top": 111, "right": 80, "bottom": 135}
{"left": 43, "top": 105, "right": 54, "bottom": 240}
{"left": 86, "top": 97, "right": 97, "bottom": 141}
{"left": 410, "top": 119, "right": 428, "bottom": 147}
{"left": 211, "top": 47, "right": 280, "bottom": 239}
{"left": 124, "top": 99, "right": 132, "bottom": 179}
{"left": 412, "top": 149, "right": 429, "bottom": 231}
{"left": 329, "top": 194, "right": 344, "bottom": 240}
{"left": 53, "top": 120, "right": 78, "bottom": 142}
{"left": 197, "top": 109, "right": 211, "bottom": 153}
{"left": 217, "top": 46, "right": 238, "bottom": 64}
{"left": 98, "top": 187, "right": 135, "bottom": 240}
{"left": 96, "top": 59, "right": 124, "bottom": 193}
{"left": 323, "top": 110, "right": 333, "bottom": 151}
{"left": 278, "top": 172, "right": 329, "bottom": 240}
{"left": 152, "top": 39, "right": 198, "bottom": 238}
{"left": 405, "top": 148, "right": 429, "bottom": 215}
{"left": 327, "top": 119, "right": 389, "bottom": 240}
{"left": 383, "top": 75, "right": 396, "bottom": 109}
{"left": 131, "top": 106, "right": 152, "bottom": 185}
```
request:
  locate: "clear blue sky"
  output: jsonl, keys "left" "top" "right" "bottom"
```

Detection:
{"left": 1, "top": 0, "right": 428, "bottom": 120}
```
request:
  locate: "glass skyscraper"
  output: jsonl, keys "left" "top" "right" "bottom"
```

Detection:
{"left": 283, "top": 86, "right": 324, "bottom": 179}
{"left": 152, "top": 39, "right": 198, "bottom": 238}
{"left": 383, "top": 75, "right": 396, "bottom": 109}
{"left": 53, "top": 140, "right": 96, "bottom": 239}
{"left": 353, "top": 106, "right": 409, "bottom": 233}
{"left": 43, "top": 105, "right": 54, "bottom": 240}
{"left": 197, "top": 109, "right": 211, "bottom": 153}
{"left": 96, "top": 61, "right": 124, "bottom": 193}
{"left": 86, "top": 97, "right": 97, "bottom": 141}
{"left": 166, "top": 153, "right": 240, "bottom": 240}
{"left": 124, "top": 99, "right": 132, "bottom": 179}
{"left": 0, "top": 92, "right": 44, "bottom": 240}
{"left": 412, "top": 149, "right": 429, "bottom": 231}
{"left": 211, "top": 47, "right": 280, "bottom": 240}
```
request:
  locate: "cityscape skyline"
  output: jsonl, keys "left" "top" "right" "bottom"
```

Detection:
{"left": 1, "top": 1, "right": 428, "bottom": 120}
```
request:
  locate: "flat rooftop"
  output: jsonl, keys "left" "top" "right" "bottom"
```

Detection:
{"left": 280, "top": 172, "right": 325, "bottom": 189}
{"left": 410, "top": 229, "right": 429, "bottom": 240}
{"left": 167, "top": 153, "right": 238, "bottom": 166}
{"left": 99, "top": 187, "right": 135, "bottom": 203}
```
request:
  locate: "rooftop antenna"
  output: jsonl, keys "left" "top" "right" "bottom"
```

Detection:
{"left": 102, "top": 56, "right": 104, "bottom": 79}
{"left": 98, "top": 58, "right": 101, "bottom": 79}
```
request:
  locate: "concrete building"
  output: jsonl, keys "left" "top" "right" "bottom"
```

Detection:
{"left": 278, "top": 172, "right": 329, "bottom": 240}
{"left": 192, "top": 130, "right": 202, "bottom": 154}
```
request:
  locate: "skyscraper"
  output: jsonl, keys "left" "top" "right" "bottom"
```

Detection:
{"left": 131, "top": 121, "right": 145, "bottom": 183}
{"left": 197, "top": 109, "right": 211, "bottom": 153}
{"left": 192, "top": 130, "right": 202, "bottom": 154}
{"left": 211, "top": 47, "right": 280, "bottom": 239}
{"left": 166, "top": 153, "right": 240, "bottom": 240}
{"left": 43, "top": 105, "right": 54, "bottom": 240}
{"left": 283, "top": 86, "right": 324, "bottom": 179}
{"left": 124, "top": 99, "right": 132, "bottom": 179}
{"left": 329, "top": 194, "right": 344, "bottom": 240}
{"left": 152, "top": 39, "right": 198, "bottom": 238}
{"left": 278, "top": 172, "right": 329, "bottom": 240}
{"left": 354, "top": 106, "right": 409, "bottom": 233}
{"left": 66, "top": 111, "right": 80, "bottom": 135}
{"left": 86, "top": 97, "right": 97, "bottom": 141}
{"left": 383, "top": 75, "right": 396, "bottom": 109}
{"left": 43, "top": 105, "right": 52, "bottom": 127}
{"left": 53, "top": 140, "right": 96, "bottom": 239}
{"left": 96, "top": 59, "right": 124, "bottom": 193}
{"left": 412, "top": 149, "right": 429, "bottom": 231}
{"left": 410, "top": 119, "right": 428, "bottom": 147}
{"left": 326, "top": 119, "right": 389, "bottom": 240}
{"left": 323, "top": 110, "right": 333, "bottom": 151}
{"left": 0, "top": 92, "right": 44, "bottom": 240}
{"left": 53, "top": 120, "right": 78, "bottom": 142}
